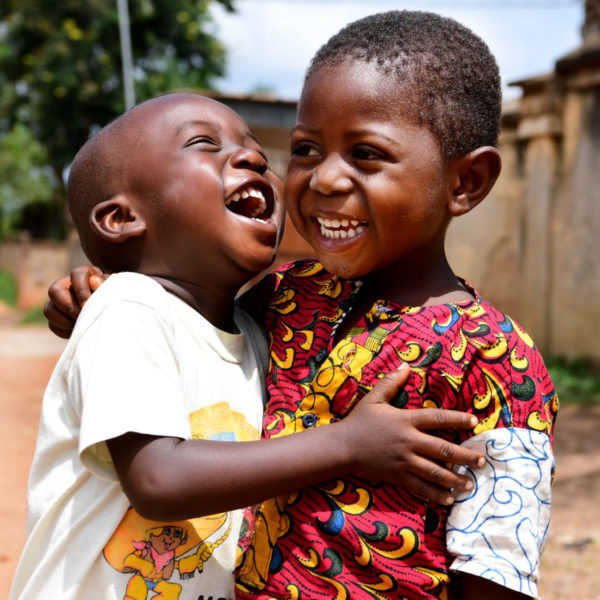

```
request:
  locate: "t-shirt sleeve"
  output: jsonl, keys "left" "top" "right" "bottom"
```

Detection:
{"left": 68, "top": 298, "right": 191, "bottom": 480}
{"left": 446, "top": 328, "right": 558, "bottom": 598}
{"left": 446, "top": 428, "right": 553, "bottom": 598}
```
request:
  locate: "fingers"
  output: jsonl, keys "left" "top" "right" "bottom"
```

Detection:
{"left": 407, "top": 454, "right": 476, "bottom": 494}
{"left": 47, "top": 277, "right": 81, "bottom": 319}
{"left": 415, "top": 433, "right": 485, "bottom": 469}
{"left": 89, "top": 272, "right": 109, "bottom": 291}
{"left": 70, "top": 265, "right": 103, "bottom": 307}
{"left": 45, "top": 264, "right": 104, "bottom": 339}
{"left": 410, "top": 408, "right": 479, "bottom": 431}
{"left": 43, "top": 300, "right": 76, "bottom": 339}
{"left": 364, "top": 363, "right": 410, "bottom": 404}
{"left": 401, "top": 472, "right": 458, "bottom": 506}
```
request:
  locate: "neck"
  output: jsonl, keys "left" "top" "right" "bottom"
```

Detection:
{"left": 150, "top": 275, "right": 239, "bottom": 332}
{"left": 360, "top": 248, "right": 471, "bottom": 307}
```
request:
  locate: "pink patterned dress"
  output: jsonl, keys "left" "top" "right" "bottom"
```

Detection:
{"left": 236, "top": 260, "right": 558, "bottom": 600}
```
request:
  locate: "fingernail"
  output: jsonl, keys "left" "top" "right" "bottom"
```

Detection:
{"left": 469, "top": 415, "right": 478, "bottom": 427}
{"left": 445, "top": 495, "right": 454, "bottom": 505}
{"left": 463, "top": 479, "right": 473, "bottom": 491}
{"left": 397, "top": 362, "right": 408, "bottom": 371}
{"left": 476, "top": 457, "right": 486, "bottom": 468}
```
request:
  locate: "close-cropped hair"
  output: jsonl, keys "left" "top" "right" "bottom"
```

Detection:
{"left": 304, "top": 10, "right": 502, "bottom": 160}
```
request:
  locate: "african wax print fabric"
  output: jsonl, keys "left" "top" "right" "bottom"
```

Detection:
{"left": 236, "top": 260, "right": 558, "bottom": 600}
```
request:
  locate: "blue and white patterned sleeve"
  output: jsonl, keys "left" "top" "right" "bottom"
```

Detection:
{"left": 446, "top": 428, "right": 554, "bottom": 598}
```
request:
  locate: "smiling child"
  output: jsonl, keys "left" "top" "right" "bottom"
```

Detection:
{"left": 13, "top": 92, "right": 484, "bottom": 600}
{"left": 234, "top": 11, "right": 558, "bottom": 600}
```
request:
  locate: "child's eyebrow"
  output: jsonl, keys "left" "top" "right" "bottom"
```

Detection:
{"left": 175, "top": 120, "right": 257, "bottom": 146}
{"left": 291, "top": 123, "right": 319, "bottom": 135}
{"left": 246, "top": 132, "right": 261, "bottom": 145}
{"left": 175, "top": 119, "right": 220, "bottom": 136}
{"left": 291, "top": 123, "right": 398, "bottom": 146}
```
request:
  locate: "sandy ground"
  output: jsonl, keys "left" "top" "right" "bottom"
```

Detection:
{"left": 0, "top": 319, "right": 598, "bottom": 599}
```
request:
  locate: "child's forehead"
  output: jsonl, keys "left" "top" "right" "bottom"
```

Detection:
{"left": 299, "top": 61, "right": 419, "bottom": 125}
{"left": 152, "top": 97, "right": 247, "bottom": 132}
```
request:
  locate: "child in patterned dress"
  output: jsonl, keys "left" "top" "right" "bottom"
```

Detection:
{"left": 232, "top": 10, "right": 557, "bottom": 600}
{"left": 44, "top": 11, "right": 557, "bottom": 600}
{"left": 33, "top": 90, "right": 484, "bottom": 600}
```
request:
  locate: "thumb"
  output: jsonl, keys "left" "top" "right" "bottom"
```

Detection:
{"left": 363, "top": 363, "right": 410, "bottom": 405}
{"left": 89, "top": 273, "right": 109, "bottom": 292}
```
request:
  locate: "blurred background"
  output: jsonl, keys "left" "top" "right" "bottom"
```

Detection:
{"left": 0, "top": 1, "right": 599, "bottom": 599}
{"left": 1, "top": 0, "right": 599, "bottom": 362}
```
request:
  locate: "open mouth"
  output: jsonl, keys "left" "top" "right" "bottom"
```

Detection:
{"left": 316, "top": 216, "right": 367, "bottom": 239}
{"left": 225, "top": 184, "right": 274, "bottom": 222}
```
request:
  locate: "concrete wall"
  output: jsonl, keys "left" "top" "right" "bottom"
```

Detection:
{"left": 447, "top": 32, "right": 600, "bottom": 360}
{"left": 0, "top": 237, "right": 70, "bottom": 310}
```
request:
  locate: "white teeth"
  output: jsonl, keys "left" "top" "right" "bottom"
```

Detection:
{"left": 225, "top": 187, "right": 267, "bottom": 219}
{"left": 225, "top": 192, "right": 241, "bottom": 206}
{"left": 316, "top": 216, "right": 366, "bottom": 240}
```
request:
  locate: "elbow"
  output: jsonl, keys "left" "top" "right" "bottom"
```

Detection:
{"left": 127, "top": 489, "right": 185, "bottom": 522}
{"left": 120, "top": 469, "right": 193, "bottom": 522}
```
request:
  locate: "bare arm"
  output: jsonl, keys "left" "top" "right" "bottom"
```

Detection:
{"left": 459, "top": 574, "right": 533, "bottom": 600}
{"left": 107, "top": 366, "right": 484, "bottom": 521}
{"left": 49, "top": 266, "right": 485, "bottom": 517}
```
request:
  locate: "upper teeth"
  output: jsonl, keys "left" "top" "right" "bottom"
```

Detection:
{"left": 317, "top": 216, "right": 366, "bottom": 239}
{"left": 225, "top": 187, "right": 267, "bottom": 218}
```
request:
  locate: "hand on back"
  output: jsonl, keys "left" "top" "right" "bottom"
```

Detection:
{"left": 340, "top": 365, "right": 484, "bottom": 505}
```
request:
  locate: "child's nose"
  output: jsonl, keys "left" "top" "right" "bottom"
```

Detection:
{"left": 310, "top": 155, "right": 353, "bottom": 195}
{"left": 231, "top": 146, "right": 268, "bottom": 175}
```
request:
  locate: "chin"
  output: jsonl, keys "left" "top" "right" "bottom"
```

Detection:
{"left": 240, "top": 248, "right": 278, "bottom": 276}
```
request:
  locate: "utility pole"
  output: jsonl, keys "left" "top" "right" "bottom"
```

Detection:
{"left": 117, "top": 0, "right": 135, "bottom": 110}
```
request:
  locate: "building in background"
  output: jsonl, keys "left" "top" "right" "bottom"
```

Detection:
{"left": 2, "top": 1, "right": 599, "bottom": 361}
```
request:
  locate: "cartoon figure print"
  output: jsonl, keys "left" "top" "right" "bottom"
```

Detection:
{"left": 104, "top": 508, "right": 231, "bottom": 600}
{"left": 103, "top": 404, "right": 259, "bottom": 599}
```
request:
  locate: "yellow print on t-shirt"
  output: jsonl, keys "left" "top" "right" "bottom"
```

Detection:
{"left": 103, "top": 403, "right": 259, "bottom": 599}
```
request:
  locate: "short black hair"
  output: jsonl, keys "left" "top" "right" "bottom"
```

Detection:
{"left": 303, "top": 10, "right": 502, "bottom": 160}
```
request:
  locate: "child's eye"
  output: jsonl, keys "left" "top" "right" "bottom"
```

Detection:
{"left": 185, "top": 136, "right": 219, "bottom": 149}
{"left": 291, "top": 142, "right": 320, "bottom": 158}
{"left": 353, "top": 146, "right": 384, "bottom": 161}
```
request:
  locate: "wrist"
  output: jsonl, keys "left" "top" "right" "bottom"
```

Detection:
{"left": 326, "top": 419, "right": 359, "bottom": 477}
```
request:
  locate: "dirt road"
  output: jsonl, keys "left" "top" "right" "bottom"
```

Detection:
{"left": 0, "top": 322, "right": 598, "bottom": 599}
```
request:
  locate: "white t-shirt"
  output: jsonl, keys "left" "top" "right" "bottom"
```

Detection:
{"left": 10, "top": 273, "right": 264, "bottom": 600}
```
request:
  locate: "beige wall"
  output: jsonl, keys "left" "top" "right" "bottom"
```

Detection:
{"left": 447, "top": 46, "right": 600, "bottom": 360}
{"left": 0, "top": 237, "right": 70, "bottom": 310}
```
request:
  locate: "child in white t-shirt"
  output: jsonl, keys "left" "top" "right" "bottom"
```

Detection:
{"left": 13, "top": 93, "right": 484, "bottom": 600}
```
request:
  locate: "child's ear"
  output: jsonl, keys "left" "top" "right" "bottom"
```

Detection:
{"left": 90, "top": 195, "right": 146, "bottom": 242}
{"left": 447, "top": 147, "right": 501, "bottom": 217}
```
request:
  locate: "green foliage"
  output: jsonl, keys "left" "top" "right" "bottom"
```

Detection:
{"left": 0, "top": 0, "right": 236, "bottom": 235}
{"left": 0, "top": 123, "right": 56, "bottom": 240}
{"left": 0, "top": 268, "right": 18, "bottom": 307}
{"left": 18, "top": 304, "right": 48, "bottom": 325}
{"left": 546, "top": 356, "right": 600, "bottom": 405}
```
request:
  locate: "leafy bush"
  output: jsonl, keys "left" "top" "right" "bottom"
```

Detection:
{"left": 0, "top": 123, "right": 56, "bottom": 240}
{"left": 0, "top": 267, "right": 17, "bottom": 307}
{"left": 18, "top": 304, "right": 47, "bottom": 325}
{"left": 546, "top": 357, "right": 600, "bottom": 406}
